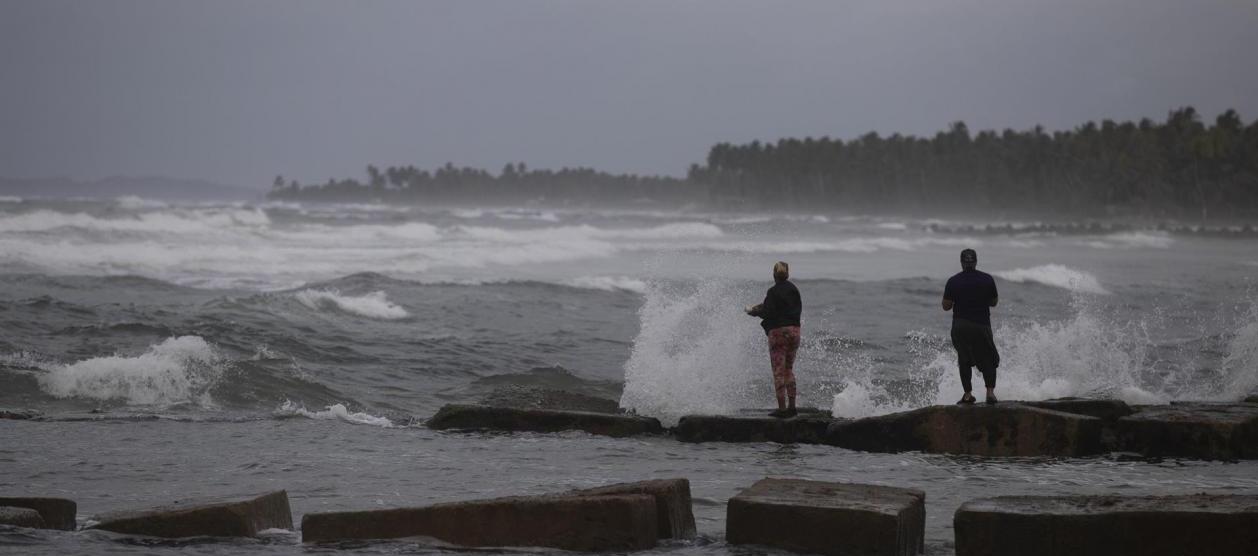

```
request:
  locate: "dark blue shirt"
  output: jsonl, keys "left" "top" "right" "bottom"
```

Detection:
{"left": 944, "top": 269, "right": 998, "bottom": 326}
{"left": 758, "top": 280, "right": 802, "bottom": 333}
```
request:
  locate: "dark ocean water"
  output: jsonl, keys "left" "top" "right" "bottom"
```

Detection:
{"left": 2, "top": 198, "right": 1257, "bottom": 554}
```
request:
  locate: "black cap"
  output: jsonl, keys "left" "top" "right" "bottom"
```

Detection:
{"left": 960, "top": 249, "right": 977, "bottom": 265}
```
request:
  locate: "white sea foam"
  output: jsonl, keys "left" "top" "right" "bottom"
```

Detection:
{"left": 294, "top": 289, "right": 410, "bottom": 320}
{"left": 703, "top": 236, "right": 976, "bottom": 254}
{"left": 37, "top": 336, "right": 223, "bottom": 406}
{"left": 0, "top": 207, "right": 270, "bottom": 234}
{"left": 877, "top": 222, "right": 908, "bottom": 231}
{"left": 0, "top": 196, "right": 22, "bottom": 203}
{"left": 994, "top": 264, "right": 1109, "bottom": 295}
{"left": 276, "top": 400, "right": 394, "bottom": 427}
{"left": 114, "top": 196, "right": 168, "bottom": 210}
{"left": 1087, "top": 231, "right": 1174, "bottom": 249}
{"left": 566, "top": 276, "right": 648, "bottom": 294}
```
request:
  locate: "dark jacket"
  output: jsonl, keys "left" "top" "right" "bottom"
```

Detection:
{"left": 752, "top": 280, "right": 802, "bottom": 334}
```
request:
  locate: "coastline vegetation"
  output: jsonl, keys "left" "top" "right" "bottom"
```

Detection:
{"left": 270, "top": 107, "right": 1258, "bottom": 219}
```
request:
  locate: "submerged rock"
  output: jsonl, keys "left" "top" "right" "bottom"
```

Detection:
{"left": 88, "top": 490, "right": 292, "bottom": 538}
{"left": 426, "top": 404, "right": 663, "bottom": 437}
{"left": 824, "top": 404, "right": 1104, "bottom": 457}
{"left": 673, "top": 412, "right": 834, "bottom": 444}
{"left": 567, "top": 478, "right": 696, "bottom": 539}
{"left": 1117, "top": 402, "right": 1258, "bottom": 460}
{"left": 0, "top": 506, "right": 46, "bottom": 529}
{"left": 0, "top": 497, "right": 76, "bottom": 530}
{"left": 302, "top": 493, "right": 659, "bottom": 550}
{"left": 478, "top": 385, "right": 621, "bottom": 414}
{"left": 955, "top": 494, "right": 1258, "bottom": 556}
{"left": 727, "top": 478, "right": 925, "bottom": 556}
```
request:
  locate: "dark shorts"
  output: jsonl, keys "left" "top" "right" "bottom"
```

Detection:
{"left": 951, "top": 318, "right": 999, "bottom": 372}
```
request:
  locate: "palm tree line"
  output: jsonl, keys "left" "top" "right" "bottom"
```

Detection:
{"left": 270, "top": 107, "right": 1258, "bottom": 219}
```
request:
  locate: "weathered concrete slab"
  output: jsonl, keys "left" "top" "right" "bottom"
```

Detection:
{"left": 1020, "top": 398, "right": 1133, "bottom": 421}
{"left": 824, "top": 404, "right": 1104, "bottom": 457}
{"left": 88, "top": 490, "right": 292, "bottom": 538}
{"left": 0, "top": 497, "right": 76, "bottom": 530}
{"left": 0, "top": 506, "right": 46, "bottom": 529}
{"left": 727, "top": 478, "right": 925, "bottom": 556}
{"left": 427, "top": 404, "right": 663, "bottom": 437}
{"left": 673, "top": 413, "right": 834, "bottom": 444}
{"left": 302, "top": 493, "right": 658, "bottom": 551}
{"left": 1117, "top": 402, "right": 1258, "bottom": 460}
{"left": 479, "top": 386, "right": 621, "bottom": 414}
{"left": 955, "top": 494, "right": 1258, "bottom": 556}
{"left": 568, "top": 478, "right": 696, "bottom": 539}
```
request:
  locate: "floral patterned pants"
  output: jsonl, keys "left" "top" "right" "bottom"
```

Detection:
{"left": 767, "top": 326, "right": 801, "bottom": 399}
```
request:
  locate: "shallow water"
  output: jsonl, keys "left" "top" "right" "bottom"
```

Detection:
{"left": 2, "top": 197, "right": 1257, "bottom": 554}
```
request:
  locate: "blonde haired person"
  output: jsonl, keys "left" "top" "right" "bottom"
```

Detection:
{"left": 746, "top": 261, "right": 803, "bottom": 418}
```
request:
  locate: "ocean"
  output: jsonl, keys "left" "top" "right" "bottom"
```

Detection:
{"left": 2, "top": 196, "right": 1257, "bottom": 555}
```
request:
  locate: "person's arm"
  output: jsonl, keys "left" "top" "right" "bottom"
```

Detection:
{"left": 942, "top": 279, "right": 954, "bottom": 311}
{"left": 989, "top": 277, "right": 999, "bottom": 307}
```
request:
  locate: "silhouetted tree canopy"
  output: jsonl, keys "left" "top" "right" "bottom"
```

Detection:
{"left": 270, "top": 107, "right": 1258, "bottom": 218}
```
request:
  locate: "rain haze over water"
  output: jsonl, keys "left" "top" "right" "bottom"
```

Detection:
{"left": 3, "top": 2, "right": 1258, "bottom": 555}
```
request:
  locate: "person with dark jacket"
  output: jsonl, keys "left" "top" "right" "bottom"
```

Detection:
{"left": 943, "top": 248, "right": 1000, "bottom": 405}
{"left": 746, "top": 261, "right": 802, "bottom": 417}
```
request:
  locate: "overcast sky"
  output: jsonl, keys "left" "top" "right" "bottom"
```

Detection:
{"left": 2, "top": 0, "right": 1256, "bottom": 188}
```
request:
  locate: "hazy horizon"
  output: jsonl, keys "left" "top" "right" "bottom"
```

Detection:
{"left": 3, "top": 0, "right": 1257, "bottom": 189}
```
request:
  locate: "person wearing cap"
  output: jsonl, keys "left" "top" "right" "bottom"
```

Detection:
{"left": 943, "top": 249, "right": 1000, "bottom": 405}
{"left": 746, "top": 261, "right": 803, "bottom": 417}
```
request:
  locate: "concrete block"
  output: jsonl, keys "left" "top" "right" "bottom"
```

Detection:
{"left": 426, "top": 404, "right": 663, "bottom": 438}
{"left": 825, "top": 404, "right": 1104, "bottom": 457}
{"left": 0, "top": 497, "right": 76, "bottom": 530}
{"left": 955, "top": 494, "right": 1258, "bottom": 556}
{"left": 301, "top": 493, "right": 658, "bottom": 551}
{"left": 1118, "top": 403, "right": 1258, "bottom": 459}
{"left": 727, "top": 478, "right": 925, "bottom": 556}
{"left": 674, "top": 413, "right": 833, "bottom": 444}
{"left": 568, "top": 478, "right": 696, "bottom": 539}
{"left": 88, "top": 490, "right": 292, "bottom": 538}
{"left": 0, "top": 506, "right": 46, "bottom": 529}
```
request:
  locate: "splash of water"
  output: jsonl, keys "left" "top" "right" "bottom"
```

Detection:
{"left": 294, "top": 289, "right": 410, "bottom": 320}
{"left": 37, "top": 336, "right": 224, "bottom": 407}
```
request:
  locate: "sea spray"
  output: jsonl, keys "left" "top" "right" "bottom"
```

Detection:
{"left": 38, "top": 336, "right": 224, "bottom": 406}
{"left": 619, "top": 279, "right": 770, "bottom": 425}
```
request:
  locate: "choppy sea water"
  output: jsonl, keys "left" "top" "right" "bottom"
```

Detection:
{"left": 2, "top": 196, "right": 1257, "bottom": 555}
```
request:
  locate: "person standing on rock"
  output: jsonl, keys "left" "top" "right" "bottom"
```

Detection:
{"left": 943, "top": 248, "right": 1000, "bottom": 405}
{"left": 746, "top": 261, "right": 802, "bottom": 418}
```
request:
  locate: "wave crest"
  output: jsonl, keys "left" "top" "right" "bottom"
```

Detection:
{"left": 37, "top": 336, "right": 224, "bottom": 406}
{"left": 994, "top": 264, "right": 1109, "bottom": 294}
{"left": 293, "top": 289, "right": 410, "bottom": 320}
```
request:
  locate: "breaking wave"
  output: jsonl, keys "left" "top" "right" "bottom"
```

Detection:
{"left": 994, "top": 264, "right": 1109, "bottom": 295}
{"left": 275, "top": 400, "right": 394, "bottom": 427}
{"left": 37, "top": 336, "right": 225, "bottom": 407}
{"left": 1087, "top": 231, "right": 1174, "bottom": 249}
{"left": 565, "top": 276, "right": 648, "bottom": 294}
{"left": 294, "top": 289, "right": 410, "bottom": 320}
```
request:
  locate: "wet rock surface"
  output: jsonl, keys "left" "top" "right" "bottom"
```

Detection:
{"left": 955, "top": 494, "right": 1258, "bottom": 556}
{"left": 302, "top": 493, "right": 659, "bottom": 551}
{"left": 824, "top": 404, "right": 1104, "bottom": 457}
{"left": 427, "top": 404, "right": 663, "bottom": 437}
{"left": 674, "top": 410, "right": 834, "bottom": 444}
{"left": 1117, "top": 402, "right": 1258, "bottom": 460}
{"left": 87, "top": 490, "right": 292, "bottom": 538}
{"left": 478, "top": 386, "right": 622, "bottom": 414}
{"left": 0, "top": 497, "right": 76, "bottom": 530}
{"left": 0, "top": 408, "right": 42, "bottom": 420}
{"left": 1020, "top": 398, "right": 1133, "bottom": 421}
{"left": 0, "top": 506, "right": 46, "bottom": 529}
{"left": 567, "top": 478, "right": 696, "bottom": 539}
{"left": 727, "top": 478, "right": 925, "bottom": 556}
